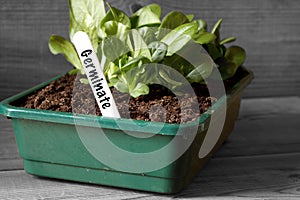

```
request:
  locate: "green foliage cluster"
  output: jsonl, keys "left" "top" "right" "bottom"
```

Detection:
{"left": 49, "top": 0, "right": 246, "bottom": 97}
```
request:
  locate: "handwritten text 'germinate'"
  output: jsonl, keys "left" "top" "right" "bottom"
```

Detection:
{"left": 72, "top": 31, "right": 120, "bottom": 118}
{"left": 81, "top": 50, "right": 111, "bottom": 109}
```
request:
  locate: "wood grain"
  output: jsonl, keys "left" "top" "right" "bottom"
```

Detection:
{"left": 216, "top": 96, "right": 300, "bottom": 157}
{"left": 1, "top": 0, "right": 300, "bottom": 100}
{"left": 0, "top": 0, "right": 70, "bottom": 100}
{"left": 0, "top": 170, "right": 152, "bottom": 200}
{"left": 175, "top": 153, "right": 300, "bottom": 199}
{"left": 0, "top": 116, "right": 23, "bottom": 171}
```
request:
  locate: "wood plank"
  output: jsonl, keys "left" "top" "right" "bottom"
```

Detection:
{"left": 215, "top": 96, "right": 300, "bottom": 157}
{"left": 0, "top": 171, "right": 152, "bottom": 200}
{"left": 0, "top": 0, "right": 70, "bottom": 100}
{"left": 1, "top": 0, "right": 300, "bottom": 100}
{"left": 0, "top": 153, "right": 300, "bottom": 199}
{"left": 238, "top": 96, "right": 300, "bottom": 118}
{"left": 216, "top": 113, "right": 300, "bottom": 157}
{"left": 0, "top": 116, "right": 23, "bottom": 171}
{"left": 175, "top": 153, "right": 300, "bottom": 199}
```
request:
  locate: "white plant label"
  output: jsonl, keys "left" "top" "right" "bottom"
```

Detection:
{"left": 72, "top": 31, "right": 120, "bottom": 118}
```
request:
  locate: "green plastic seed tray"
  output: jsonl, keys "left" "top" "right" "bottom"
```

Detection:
{"left": 0, "top": 67, "right": 253, "bottom": 194}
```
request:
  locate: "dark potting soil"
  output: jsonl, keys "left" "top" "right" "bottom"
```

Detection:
{"left": 16, "top": 69, "right": 246, "bottom": 124}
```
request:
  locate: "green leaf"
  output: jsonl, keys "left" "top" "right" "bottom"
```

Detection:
{"left": 211, "top": 18, "right": 222, "bottom": 43}
{"left": 211, "top": 46, "right": 245, "bottom": 80}
{"left": 194, "top": 19, "right": 207, "bottom": 33}
{"left": 102, "top": 21, "right": 119, "bottom": 35}
{"left": 68, "top": 69, "right": 79, "bottom": 75}
{"left": 186, "top": 14, "right": 194, "bottom": 22}
{"left": 161, "top": 21, "right": 198, "bottom": 56}
{"left": 211, "top": 18, "right": 222, "bottom": 34}
{"left": 69, "top": 0, "right": 102, "bottom": 51}
{"left": 113, "top": 71, "right": 150, "bottom": 98}
{"left": 186, "top": 62, "right": 214, "bottom": 82}
{"left": 148, "top": 41, "right": 168, "bottom": 62}
{"left": 121, "top": 56, "right": 149, "bottom": 72}
{"left": 138, "top": 27, "right": 157, "bottom": 44}
{"left": 102, "top": 36, "right": 129, "bottom": 62}
{"left": 129, "top": 15, "right": 139, "bottom": 29}
{"left": 49, "top": 35, "right": 83, "bottom": 73}
{"left": 194, "top": 32, "right": 216, "bottom": 44}
{"left": 206, "top": 44, "right": 223, "bottom": 60}
{"left": 129, "top": 83, "right": 150, "bottom": 98}
{"left": 80, "top": 78, "right": 89, "bottom": 84}
{"left": 105, "top": 62, "right": 120, "bottom": 85}
{"left": 69, "top": 0, "right": 105, "bottom": 42}
{"left": 219, "top": 45, "right": 227, "bottom": 56}
{"left": 220, "top": 37, "right": 236, "bottom": 45}
{"left": 96, "top": 40, "right": 111, "bottom": 71}
{"left": 114, "top": 75, "right": 129, "bottom": 93}
{"left": 132, "top": 4, "right": 161, "bottom": 28}
{"left": 160, "top": 11, "right": 190, "bottom": 30}
{"left": 159, "top": 70, "right": 183, "bottom": 87}
{"left": 69, "top": 0, "right": 105, "bottom": 27}
{"left": 102, "top": 21, "right": 129, "bottom": 41}
{"left": 163, "top": 54, "right": 194, "bottom": 76}
{"left": 101, "top": 4, "right": 131, "bottom": 28}
{"left": 86, "top": 26, "right": 100, "bottom": 52}
{"left": 218, "top": 62, "right": 239, "bottom": 80}
{"left": 69, "top": 9, "right": 81, "bottom": 41}
{"left": 158, "top": 11, "right": 190, "bottom": 39}
{"left": 128, "top": 30, "right": 152, "bottom": 60}
{"left": 224, "top": 46, "right": 246, "bottom": 67}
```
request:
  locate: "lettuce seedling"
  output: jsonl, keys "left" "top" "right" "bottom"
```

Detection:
{"left": 49, "top": 0, "right": 246, "bottom": 97}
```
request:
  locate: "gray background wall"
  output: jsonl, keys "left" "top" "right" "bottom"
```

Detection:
{"left": 1, "top": 0, "right": 300, "bottom": 100}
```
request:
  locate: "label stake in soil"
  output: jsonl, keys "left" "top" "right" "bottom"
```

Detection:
{"left": 72, "top": 31, "right": 120, "bottom": 118}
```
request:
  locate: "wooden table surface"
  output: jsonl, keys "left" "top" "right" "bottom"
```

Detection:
{"left": 0, "top": 96, "right": 300, "bottom": 200}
